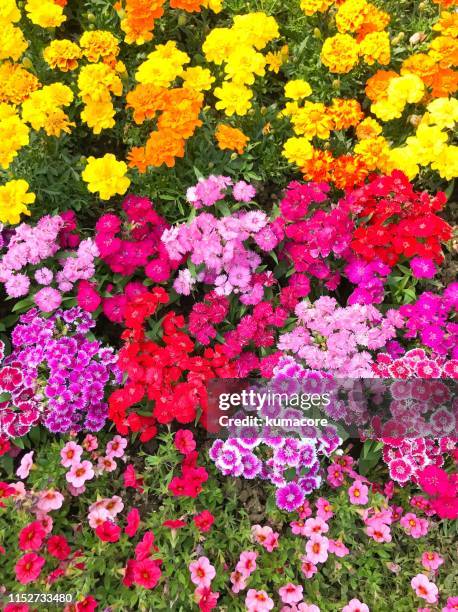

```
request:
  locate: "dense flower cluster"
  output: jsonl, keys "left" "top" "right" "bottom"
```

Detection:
{"left": 0, "top": 308, "right": 119, "bottom": 437}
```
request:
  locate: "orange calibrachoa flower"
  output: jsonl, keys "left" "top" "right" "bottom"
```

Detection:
{"left": 0, "top": 62, "right": 40, "bottom": 105}
{"left": 215, "top": 124, "right": 249, "bottom": 154}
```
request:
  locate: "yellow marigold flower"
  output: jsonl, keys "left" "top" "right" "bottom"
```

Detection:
{"left": 300, "top": 0, "right": 333, "bottom": 16}
{"left": 386, "top": 147, "right": 419, "bottom": 179}
{"left": 428, "top": 36, "right": 458, "bottom": 68}
{"left": 0, "top": 103, "right": 15, "bottom": 120}
{"left": 225, "top": 47, "right": 266, "bottom": 85}
{"left": 426, "top": 97, "right": 458, "bottom": 129}
{"left": 321, "top": 34, "right": 359, "bottom": 74}
{"left": 0, "top": 0, "right": 21, "bottom": 23}
{"left": 80, "top": 31, "right": 120, "bottom": 63}
{"left": 328, "top": 98, "right": 363, "bottom": 130}
{"left": 0, "top": 179, "right": 35, "bottom": 225}
{"left": 371, "top": 98, "right": 404, "bottom": 121}
{"left": 335, "top": 0, "right": 368, "bottom": 34}
{"left": 282, "top": 136, "right": 314, "bottom": 166}
{"left": 201, "top": 0, "right": 223, "bottom": 12}
{"left": 354, "top": 135, "right": 389, "bottom": 170}
{"left": 0, "top": 21, "right": 28, "bottom": 61}
{"left": 78, "top": 63, "right": 122, "bottom": 103}
{"left": 214, "top": 82, "right": 253, "bottom": 116}
{"left": 359, "top": 31, "right": 390, "bottom": 66}
{"left": 22, "top": 84, "right": 74, "bottom": 136}
{"left": 231, "top": 13, "right": 279, "bottom": 50}
{"left": 25, "top": 0, "right": 66, "bottom": 28}
{"left": 181, "top": 66, "right": 215, "bottom": 91}
{"left": 356, "top": 117, "right": 382, "bottom": 139}
{"left": 203, "top": 28, "right": 239, "bottom": 65}
{"left": 291, "top": 102, "right": 333, "bottom": 139}
{"left": 0, "top": 62, "right": 40, "bottom": 105}
{"left": 215, "top": 123, "right": 249, "bottom": 154}
{"left": 387, "top": 73, "right": 425, "bottom": 105}
{"left": 284, "top": 79, "right": 312, "bottom": 100}
{"left": 406, "top": 124, "right": 448, "bottom": 165}
{"left": 265, "top": 45, "right": 288, "bottom": 73}
{"left": 81, "top": 100, "right": 116, "bottom": 134}
{"left": 0, "top": 112, "right": 29, "bottom": 168}
{"left": 431, "top": 144, "right": 458, "bottom": 180}
{"left": 43, "top": 39, "right": 82, "bottom": 72}
{"left": 136, "top": 41, "right": 189, "bottom": 87}
{"left": 433, "top": 11, "right": 458, "bottom": 38}
{"left": 82, "top": 154, "right": 130, "bottom": 200}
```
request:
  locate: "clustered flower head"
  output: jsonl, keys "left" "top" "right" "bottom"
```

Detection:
{"left": 0, "top": 307, "right": 120, "bottom": 438}
{"left": 162, "top": 206, "right": 279, "bottom": 305}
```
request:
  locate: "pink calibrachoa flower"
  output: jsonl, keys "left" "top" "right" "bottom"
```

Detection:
{"left": 189, "top": 557, "right": 216, "bottom": 589}
{"left": 305, "top": 534, "right": 329, "bottom": 564}
{"left": 442, "top": 596, "right": 458, "bottom": 611}
{"left": 15, "top": 552, "right": 46, "bottom": 584}
{"left": 328, "top": 539, "right": 350, "bottom": 557}
{"left": 400, "top": 513, "right": 429, "bottom": 539}
{"left": 251, "top": 525, "right": 279, "bottom": 552}
{"left": 411, "top": 574, "right": 439, "bottom": 604}
{"left": 132, "top": 559, "right": 162, "bottom": 589}
{"left": 97, "top": 456, "right": 117, "bottom": 472}
{"left": 316, "top": 497, "right": 334, "bottom": 520}
{"left": 60, "top": 441, "right": 83, "bottom": 468}
{"left": 175, "top": 429, "right": 197, "bottom": 455}
{"left": 66, "top": 460, "right": 95, "bottom": 488}
{"left": 245, "top": 589, "right": 274, "bottom": 611}
{"left": 365, "top": 521, "right": 392, "bottom": 543}
{"left": 300, "top": 556, "right": 318, "bottom": 579}
{"left": 18, "top": 521, "right": 46, "bottom": 551}
{"left": 236, "top": 551, "right": 258, "bottom": 577}
{"left": 106, "top": 435, "right": 127, "bottom": 458}
{"left": 342, "top": 599, "right": 370, "bottom": 612}
{"left": 88, "top": 507, "right": 110, "bottom": 529}
{"left": 230, "top": 570, "right": 248, "bottom": 594}
{"left": 421, "top": 551, "right": 444, "bottom": 571}
{"left": 82, "top": 434, "right": 98, "bottom": 451}
{"left": 125, "top": 508, "right": 140, "bottom": 537}
{"left": 348, "top": 480, "right": 369, "bottom": 505}
{"left": 279, "top": 583, "right": 303, "bottom": 605}
{"left": 36, "top": 489, "right": 64, "bottom": 513}
{"left": 290, "top": 520, "right": 307, "bottom": 536}
{"left": 16, "top": 451, "right": 34, "bottom": 479}
{"left": 297, "top": 605, "right": 320, "bottom": 612}
{"left": 303, "top": 517, "right": 329, "bottom": 537}
{"left": 195, "top": 586, "right": 220, "bottom": 611}
{"left": 327, "top": 464, "right": 345, "bottom": 487}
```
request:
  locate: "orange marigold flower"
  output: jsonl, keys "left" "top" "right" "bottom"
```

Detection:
{"left": 301, "top": 149, "right": 333, "bottom": 183}
{"left": 356, "top": 6, "right": 390, "bottom": 41}
{"left": 169, "top": 0, "right": 202, "bottom": 11}
{"left": 215, "top": 123, "right": 249, "bottom": 154}
{"left": 430, "top": 67, "right": 458, "bottom": 97}
{"left": 0, "top": 62, "right": 40, "bottom": 105}
{"left": 428, "top": 36, "right": 458, "bottom": 68}
{"left": 365, "top": 70, "right": 398, "bottom": 102}
{"left": 432, "top": 0, "right": 457, "bottom": 7}
{"left": 401, "top": 54, "right": 437, "bottom": 84}
{"left": 126, "top": 83, "right": 167, "bottom": 124}
{"left": 331, "top": 154, "right": 369, "bottom": 190}
{"left": 127, "top": 146, "right": 149, "bottom": 172}
{"left": 328, "top": 98, "right": 364, "bottom": 130}
{"left": 121, "top": 0, "right": 165, "bottom": 45}
{"left": 144, "top": 130, "right": 185, "bottom": 167}
{"left": 356, "top": 117, "right": 382, "bottom": 140}
{"left": 433, "top": 11, "right": 458, "bottom": 37}
{"left": 53, "top": 0, "right": 67, "bottom": 6}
